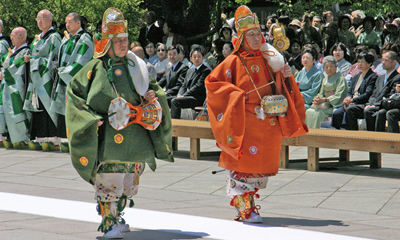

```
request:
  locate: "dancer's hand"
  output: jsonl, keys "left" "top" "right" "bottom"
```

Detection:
{"left": 144, "top": 90, "right": 156, "bottom": 102}
{"left": 280, "top": 63, "right": 292, "bottom": 78}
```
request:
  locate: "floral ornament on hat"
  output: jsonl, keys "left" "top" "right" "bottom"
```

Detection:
{"left": 232, "top": 5, "right": 265, "bottom": 54}
{"left": 94, "top": 7, "right": 128, "bottom": 58}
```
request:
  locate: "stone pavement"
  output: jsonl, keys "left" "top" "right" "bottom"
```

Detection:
{"left": 0, "top": 137, "right": 400, "bottom": 240}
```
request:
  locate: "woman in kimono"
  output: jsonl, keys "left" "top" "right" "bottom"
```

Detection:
{"left": 305, "top": 56, "right": 348, "bottom": 128}
{"left": 331, "top": 42, "right": 352, "bottom": 77}
{"left": 206, "top": 6, "right": 307, "bottom": 223}
{"left": 65, "top": 8, "right": 173, "bottom": 238}
{"left": 295, "top": 46, "right": 323, "bottom": 110}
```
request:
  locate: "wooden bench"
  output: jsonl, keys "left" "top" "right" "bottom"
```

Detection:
{"left": 171, "top": 120, "right": 400, "bottom": 170}
{"left": 281, "top": 129, "right": 400, "bottom": 171}
{"left": 171, "top": 119, "right": 217, "bottom": 160}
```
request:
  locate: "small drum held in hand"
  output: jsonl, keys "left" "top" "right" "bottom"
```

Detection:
{"left": 108, "top": 97, "right": 162, "bottom": 131}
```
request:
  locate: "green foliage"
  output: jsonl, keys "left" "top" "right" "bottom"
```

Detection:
{"left": 235, "top": 0, "right": 252, "bottom": 5}
{"left": 350, "top": 0, "right": 400, "bottom": 16}
{"left": 0, "top": 0, "right": 144, "bottom": 41}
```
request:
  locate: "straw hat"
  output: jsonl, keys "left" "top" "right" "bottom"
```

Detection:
{"left": 289, "top": 19, "right": 301, "bottom": 28}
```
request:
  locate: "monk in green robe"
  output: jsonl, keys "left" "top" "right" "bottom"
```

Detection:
{"left": 66, "top": 8, "right": 173, "bottom": 239}
{"left": 50, "top": 12, "right": 94, "bottom": 152}
{"left": 0, "top": 27, "right": 30, "bottom": 149}
{"left": 23, "top": 9, "right": 62, "bottom": 151}
{"left": 0, "top": 18, "right": 10, "bottom": 147}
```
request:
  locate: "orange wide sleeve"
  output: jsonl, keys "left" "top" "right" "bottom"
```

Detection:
{"left": 205, "top": 60, "right": 246, "bottom": 160}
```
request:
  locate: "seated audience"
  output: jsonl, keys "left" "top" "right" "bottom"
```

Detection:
{"left": 345, "top": 44, "right": 368, "bottom": 84}
{"left": 338, "top": 14, "right": 357, "bottom": 49}
{"left": 289, "top": 19, "right": 301, "bottom": 32}
{"left": 374, "top": 15, "right": 387, "bottom": 43}
{"left": 385, "top": 83, "right": 400, "bottom": 133}
{"left": 331, "top": 51, "right": 378, "bottom": 129}
{"left": 219, "top": 23, "right": 233, "bottom": 43}
{"left": 323, "top": 11, "right": 334, "bottom": 25}
{"left": 222, "top": 42, "right": 233, "bottom": 59}
{"left": 322, "top": 22, "right": 348, "bottom": 56}
{"left": 295, "top": 46, "right": 323, "bottom": 110}
{"left": 132, "top": 46, "right": 157, "bottom": 80}
{"left": 154, "top": 43, "right": 169, "bottom": 80}
{"left": 176, "top": 44, "right": 191, "bottom": 67}
{"left": 384, "top": 18, "right": 400, "bottom": 44}
{"left": 162, "top": 20, "right": 187, "bottom": 50}
{"left": 312, "top": 16, "right": 322, "bottom": 33}
{"left": 213, "top": 38, "right": 225, "bottom": 66}
{"left": 264, "top": 16, "right": 275, "bottom": 41}
{"left": 170, "top": 47, "right": 211, "bottom": 119}
{"left": 130, "top": 41, "right": 141, "bottom": 49}
{"left": 331, "top": 42, "right": 352, "bottom": 77}
{"left": 357, "top": 16, "right": 382, "bottom": 47}
{"left": 200, "top": 44, "right": 215, "bottom": 70}
{"left": 321, "top": 11, "right": 334, "bottom": 38}
{"left": 371, "top": 43, "right": 400, "bottom": 76}
{"left": 364, "top": 51, "right": 400, "bottom": 131}
{"left": 298, "top": 13, "right": 323, "bottom": 49}
{"left": 144, "top": 41, "right": 159, "bottom": 65}
{"left": 158, "top": 45, "right": 189, "bottom": 106}
{"left": 288, "top": 38, "right": 303, "bottom": 72}
{"left": 306, "top": 56, "right": 348, "bottom": 128}
{"left": 350, "top": 10, "right": 365, "bottom": 37}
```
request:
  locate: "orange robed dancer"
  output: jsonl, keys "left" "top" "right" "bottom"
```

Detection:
{"left": 205, "top": 5, "right": 308, "bottom": 223}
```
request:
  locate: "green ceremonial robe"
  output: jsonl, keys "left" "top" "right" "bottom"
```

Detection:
{"left": 0, "top": 37, "right": 10, "bottom": 136}
{"left": 0, "top": 45, "right": 31, "bottom": 143}
{"left": 66, "top": 51, "right": 174, "bottom": 185}
{"left": 51, "top": 29, "right": 94, "bottom": 115}
{"left": 305, "top": 72, "right": 348, "bottom": 128}
{"left": 23, "top": 29, "right": 62, "bottom": 125}
{"left": 0, "top": 36, "right": 10, "bottom": 59}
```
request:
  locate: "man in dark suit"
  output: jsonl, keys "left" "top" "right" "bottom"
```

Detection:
{"left": 170, "top": 47, "right": 211, "bottom": 119}
{"left": 158, "top": 45, "right": 188, "bottom": 106}
{"left": 331, "top": 51, "right": 378, "bottom": 129}
{"left": 386, "top": 83, "right": 400, "bottom": 133}
{"left": 138, "top": 11, "right": 163, "bottom": 47}
{"left": 364, "top": 51, "right": 400, "bottom": 131}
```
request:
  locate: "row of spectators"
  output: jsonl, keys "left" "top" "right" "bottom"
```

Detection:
{"left": 134, "top": 9, "right": 400, "bottom": 133}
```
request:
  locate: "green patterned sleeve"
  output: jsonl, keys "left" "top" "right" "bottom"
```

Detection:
{"left": 147, "top": 76, "right": 174, "bottom": 163}
{"left": 0, "top": 39, "right": 10, "bottom": 59}
{"left": 65, "top": 60, "right": 103, "bottom": 184}
{"left": 59, "top": 34, "right": 94, "bottom": 85}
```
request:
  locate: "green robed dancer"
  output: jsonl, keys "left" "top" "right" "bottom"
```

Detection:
{"left": 65, "top": 8, "right": 174, "bottom": 239}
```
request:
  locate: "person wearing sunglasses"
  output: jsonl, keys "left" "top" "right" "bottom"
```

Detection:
{"left": 154, "top": 42, "right": 169, "bottom": 80}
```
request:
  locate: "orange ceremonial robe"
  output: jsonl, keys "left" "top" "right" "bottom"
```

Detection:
{"left": 206, "top": 52, "right": 305, "bottom": 174}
